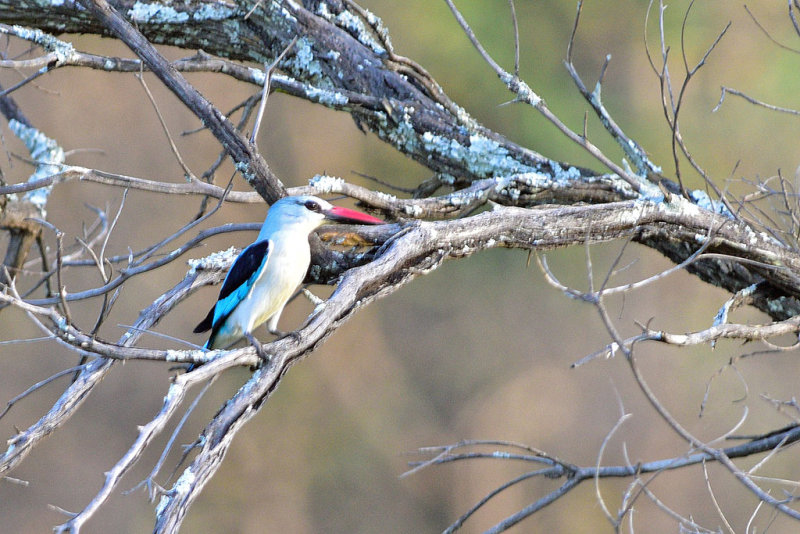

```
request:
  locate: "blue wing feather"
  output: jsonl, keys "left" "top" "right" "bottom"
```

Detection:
{"left": 194, "top": 240, "right": 271, "bottom": 335}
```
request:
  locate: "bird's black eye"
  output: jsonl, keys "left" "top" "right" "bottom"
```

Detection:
{"left": 304, "top": 200, "right": 322, "bottom": 212}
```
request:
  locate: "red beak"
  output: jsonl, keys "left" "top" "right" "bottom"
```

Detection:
{"left": 324, "top": 206, "right": 383, "bottom": 225}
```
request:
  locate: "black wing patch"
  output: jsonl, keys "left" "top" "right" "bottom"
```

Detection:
{"left": 193, "top": 240, "right": 271, "bottom": 334}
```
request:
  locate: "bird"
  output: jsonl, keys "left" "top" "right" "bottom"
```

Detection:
{"left": 193, "top": 195, "right": 383, "bottom": 361}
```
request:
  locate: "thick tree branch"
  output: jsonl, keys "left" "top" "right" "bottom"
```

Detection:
{"left": 2, "top": 0, "right": 795, "bottom": 322}
{"left": 0, "top": 0, "right": 591, "bottom": 185}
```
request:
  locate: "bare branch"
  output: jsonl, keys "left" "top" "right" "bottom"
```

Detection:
{"left": 415, "top": 421, "right": 800, "bottom": 533}
{"left": 0, "top": 166, "right": 262, "bottom": 203}
{"left": 627, "top": 351, "right": 800, "bottom": 521}
{"left": 565, "top": 1, "right": 662, "bottom": 178}
{"left": 714, "top": 86, "right": 800, "bottom": 116}
{"left": 1, "top": 267, "right": 211, "bottom": 480}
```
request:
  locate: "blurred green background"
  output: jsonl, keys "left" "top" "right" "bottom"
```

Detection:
{"left": 1, "top": 1, "right": 800, "bottom": 532}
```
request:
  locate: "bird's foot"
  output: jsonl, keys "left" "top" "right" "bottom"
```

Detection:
{"left": 245, "top": 332, "right": 270, "bottom": 364}
{"left": 286, "top": 330, "right": 302, "bottom": 343}
{"left": 269, "top": 328, "right": 302, "bottom": 343}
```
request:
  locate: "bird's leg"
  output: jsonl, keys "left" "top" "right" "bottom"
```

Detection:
{"left": 244, "top": 332, "right": 270, "bottom": 363}
{"left": 300, "top": 287, "right": 324, "bottom": 307}
{"left": 265, "top": 309, "right": 285, "bottom": 337}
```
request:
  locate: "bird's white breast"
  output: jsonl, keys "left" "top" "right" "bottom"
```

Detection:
{"left": 225, "top": 234, "right": 311, "bottom": 336}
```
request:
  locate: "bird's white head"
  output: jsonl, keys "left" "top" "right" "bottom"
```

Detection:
{"left": 258, "top": 195, "right": 382, "bottom": 240}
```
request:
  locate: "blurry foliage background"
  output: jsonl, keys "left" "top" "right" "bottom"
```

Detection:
{"left": 1, "top": 1, "right": 800, "bottom": 532}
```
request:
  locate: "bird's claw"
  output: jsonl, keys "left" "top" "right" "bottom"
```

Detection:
{"left": 270, "top": 328, "right": 302, "bottom": 343}
{"left": 286, "top": 330, "right": 302, "bottom": 343}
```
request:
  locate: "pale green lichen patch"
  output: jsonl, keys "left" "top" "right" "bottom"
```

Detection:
{"left": 156, "top": 468, "right": 195, "bottom": 515}
{"left": 373, "top": 107, "right": 421, "bottom": 156}
{"left": 375, "top": 106, "right": 538, "bottom": 180}
{"left": 372, "top": 102, "right": 604, "bottom": 190}
{"left": 309, "top": 174, "right": 344, "bottom": 194}
{"left": 291, "top": 38, "right": 325, "bottom": 84}
{"left": 767, "top": 296, "right": 793, "bottom": 316}
{"left": 421, "top": 131, "right": 536, "bottom": 177}
{"left": 374, "top": 191, "right": 397, "bottom": 204}
{"left": 548, "top": 161, "right": 582, "bottom": 183}
{"left": 447, "top": 186, "right": 489, "bottom": 207}
{"left": 11, "top": 25, "right": 74, "bottom": 62}
{"left": 316, "top": 3, "right": 386, "bottom": 56}
{"left": 690, "top": 189, "right": 732, "bottom": 218}
{"left": 188, "top": 246, "right": 237, "bottom": 274}
{"left": 268, "top": 0, "right": 298, "bottom": 24}
{"left": 304, "top": 86, "right": 348, "bottom": 107}
{"left": 234, "top": 161, "right": 258, "bottom": 185}
{"left": 9, "top": 119, "right": 64, "bottom": 213}
{"left": 192, "top": 2, "right": 236, "bottom": 21}
{"left": 403, "top": 204, "right": 422, "bottom": 217}
{"left": 365, "top": 10, "right": 392, "bottom": 51}
{"left": 129, "top": 2, "right": 189, "bottom": 23}
{"left": 500, "top": 72, "right": 541, "bottom": 107}
{"left": 128, "top": 2, "right": 238, "bottom": 25}
{"left": 308, "top": 263, "right": 323, "bottom": 279}
{"left": 332, "top": 10, "right": 386, "bottom": 56}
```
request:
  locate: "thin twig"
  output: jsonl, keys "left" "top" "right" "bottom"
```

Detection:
{"left": 0, "top": 365, "right": 85, "bottom": 421}
{"left": 627, "top": 351, "right": 800, "bottom": 521}
{"left": 744, "top": 4, "right": 800, "bottom": 53}
{"left": 136, "top": 70, "right": 197, "bottom": 180}
{"left": 250, "top": 36, "right": 298, "bottom": 145}
{"left": 713, "top": 86, "right": 800, "bottom": 116}
{"left": 594, "top": 413, "right": 633, "bottom": 528}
